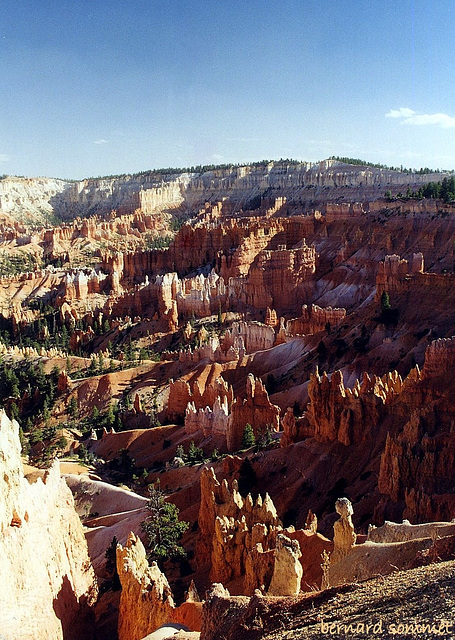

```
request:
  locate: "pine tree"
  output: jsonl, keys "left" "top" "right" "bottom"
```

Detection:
{"left": 381, "top": 291, "right": 391, "bottom": 310}
{"left": 187, "top": 440, "right": 204, "bottom": 464}
{"left": 67, "top": 396, "right": 78, "bottom": 419}
{"left": 105, "top": 403, "right": 115, "bottom": 428}
{"left": 141, "top": 483, "right": 188, "bottom": 565}
{"left": 104, "top": 536, "right": 121, "bottom": 591}
{"left": 18, "top": 426, "right": 30, "bottom": 456}
{"left": 241, "top": 423, "right": 256, "bottom": 449}
{"left": 88, "top": 356, "right": 98, "bottom": 375}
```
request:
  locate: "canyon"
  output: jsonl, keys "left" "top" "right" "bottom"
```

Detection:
{"left": 1, "top": 158, "right": 455, "bottom": 639}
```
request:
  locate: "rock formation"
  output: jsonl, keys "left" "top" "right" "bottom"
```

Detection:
{"left": 198, "top": 465, "right": 281, "bottom": 593}
{"left": 227, "top": 374, "right": 280, "bottom": 452}
{"left": 168, "top": 367, "right": 233, "bottom": 423}
{"left": 330, "top": 498, "right": 356, "bottom": 564}
{"left": 307, "top": 368, "right": 403, "bottom": 446}
{"left": 267, "top": 534, "right": 302, "bottom": 596}
{"left": 185, "top": 395, "right": 230, "bottom": 439}
{"left": 5, "top": 160, "right": 455, "bottom": 635}
{"left": 367, "top": 519, "right": 455, "bottom": 544}
{"left": 1, "top": 161, "right": 450, "bottom": 223}
{"left": 375, "top": 251, "right": 455, "bottom": 304}
{"left": 200, "top": 583, "right": 250, "bottom": 640}
{"left": 0, "top": 410, "right": 97, "bottom": 640}
{"left": 116, "top": 533, "right": 202, "bottom": 640}
{"left": 222, "top": 321, "right": 275, "bottom": 354}
{"left": 286, "top": 303, "right": 346, "bottom": 336}
{"left": 265, "top": 307, "right": 278, "bottom": 327}
{"left": 280, "top": 407, "right": 297, "bottom": 447}
{"left": 376, "top": 337, "right": 455, "bottom": 522}
{"left": 376, "top": 252, "right": 424, "bottom": 300}
{"left": 198, "top": 465, "right": 331, "bottom": 595}
{"left": 180, "top": 372, "right": 279, "bottom": 452}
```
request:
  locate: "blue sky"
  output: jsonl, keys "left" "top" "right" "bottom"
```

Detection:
{"left": 1, "top": 0, "right": 455, "bottom": 179}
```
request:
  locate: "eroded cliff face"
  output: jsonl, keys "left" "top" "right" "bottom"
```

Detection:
{"left": 197, "top": 465, "right": 281, "bottom": 593}
{"left": 2, "top": 160, "right": 449, "bottom": 223}
{"left": 0, "top": 410, "right": 97, "bottom": 640}
{"left": 307, "top": 368, "right": 405, "bottom": 446}
{"left": 0, "top": 176, "right": 72, "bottom": 222}
{"left": 197, "top": 465, "right": 331, "bottom": 595}
{"left": 378, "top": 337, "right": 455, "bottom": 522}
{"left": 116, "top": 532, "right": 202, "bottom": 640}
{"left": 289, "top": 335, "right": 455, "bottom": 524}
{"left": 181, "top": 373, "right": 280, "bottom": 453}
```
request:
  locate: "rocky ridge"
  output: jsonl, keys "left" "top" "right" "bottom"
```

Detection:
{"left": 0, "top": 159, "right": 450, "bottom": 223}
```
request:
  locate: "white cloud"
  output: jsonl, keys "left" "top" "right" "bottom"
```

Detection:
{"left": 386, "top": 108, "right": 455, "bottom": 128}
{"left": 0, "top": 154, "right": 10, "bottom": 163}
{"left": 94, "top": 139, "right": 108, "bottom": 145}
{"left": 386, "top": 107, "right": 416, "bottom": 119}
{"left": 405, "top": 113, "right": 455, "bottom": 128}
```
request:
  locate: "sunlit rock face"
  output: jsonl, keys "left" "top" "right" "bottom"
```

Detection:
{"left": 0, "top": 410, "right": 97, "bottom": 640}
{"left": 116, "top": 532, "right": 202, "bottom": 640}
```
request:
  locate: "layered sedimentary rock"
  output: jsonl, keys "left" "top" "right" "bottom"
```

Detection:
{"left": 116, "top": 533, "right": 202, "bottom": 640}
{"left": 99, "top": 212, "right": 319, "bottom": 318}
{"left": 375, "top": 251, "right": 455, "bottom": 304}
{"left": 0, "top": 176, "right": 72, "bottom": 221}
{"left": 290, "top": 335, "right": 455, "bottom": 522}
{"left": 286, "top": 303, "right": 346, "bottom": 336}
{"left": 198, "top": 466, "right": 281, "bottom": 593}
{"left": 227, "top": 374, "right": 280, "bottom": 451}
{"left": 168, "top": 367, "right": 233, "bottom": 423}
{"left": 198, "top": 465, "right": 331, "bottom": 595}
{"left": 280, "top": 407, "right": 297, "bottom": 447}
{"left": 178, "top": 320, "right": 274, "bottom": 365}
{"left": 420, "top": 336, "right": 455, "bottom": 380}
{"left": 222, "top": 321, "right": 275, "bottom": 353}
{"left": 176, "top": 270, "right": 227, "bottom": 319}
{"left": 62, "top": 270, "right": 109, "bottom": 301}
{"left": 2, "top": 161, "right": 449, "bottom": 223}
{"left": 227, "top": 241, "right": 316, "bottom": 314}
{"left": 377, "top": 337, "right": 455, "bottom": 522}
{"left": 0, "top": 410, "right": 97, "bottom": 640}
{"left": 307, "top": 368, "right": 403, "bottom": 446}
{"left": 185, "top": 396, "right": 230, "bottom": 438}
{"left": 375, "top": 252, "right": 424, "bottom": 299}
{"left": 10, "top": 304, "right": 40, "bottom": 334}
{"left": 101, "top": 219, "right": 316, "bottom": 320}
{"left": 177, "top": 333, "right": 245, "bottom": 365}
{"left": 265, "top": 307, "right": 278, "bottom": 327}
{"left": 180, "top": 372, "right": 279, "bottom": 452}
